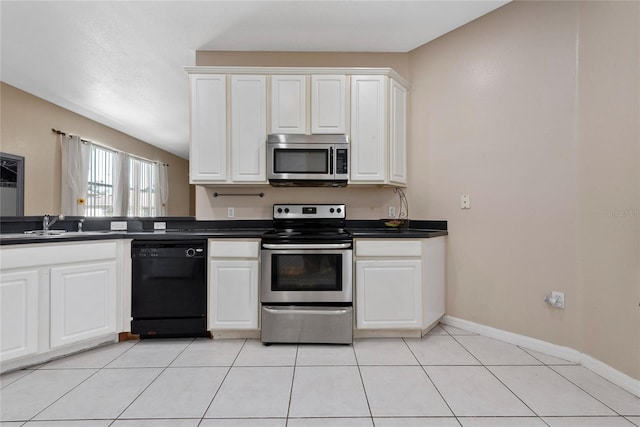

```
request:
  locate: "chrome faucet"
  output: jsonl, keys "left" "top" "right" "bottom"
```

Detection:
{"left": 43, "top": 214, "right": 64, "bottom": 231}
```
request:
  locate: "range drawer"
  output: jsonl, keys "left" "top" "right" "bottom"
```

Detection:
{"left": 261, "top": 305, "right": 353, "bottom": 344}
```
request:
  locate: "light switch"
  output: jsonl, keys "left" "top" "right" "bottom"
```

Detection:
{"left": 460, "top": 194, "right": 471, "bottom": 209}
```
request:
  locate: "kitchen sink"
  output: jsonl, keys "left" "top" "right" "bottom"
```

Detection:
{"left": 1, "top": 230, "right": 118, "bottom": 240}
{"left": 23, "top": 229, "right": 67, "bottom": 236}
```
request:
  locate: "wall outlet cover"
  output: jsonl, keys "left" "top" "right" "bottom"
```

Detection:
{"left": 110, "top": 221, "right": 127, "bottom": 231}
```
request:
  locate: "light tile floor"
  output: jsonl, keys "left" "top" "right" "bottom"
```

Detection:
{"left": 1, "top": 324, "right": 639, "bottom": 426}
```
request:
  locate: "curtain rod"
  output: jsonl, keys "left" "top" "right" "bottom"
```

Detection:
{"left": 52, "top": 128, "right": 169, "bottom": 167}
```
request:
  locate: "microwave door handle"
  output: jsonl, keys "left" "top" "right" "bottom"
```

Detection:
{"left": 329, "top": 147, "right": 334, "bottom": 175}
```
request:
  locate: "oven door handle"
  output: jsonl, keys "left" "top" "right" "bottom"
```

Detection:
{"left": 262, "top": 243, "right": 352, "bottom": 250}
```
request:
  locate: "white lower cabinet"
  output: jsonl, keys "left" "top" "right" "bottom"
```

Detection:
{"left": 0, "top": 241, "right": 122, "bottom": 371}
{"left": 208, "top": 240, "right": 260, "bottom": 330}
{"left": 355, "top": 237, "right": 445, "bottom": 333}
{"left": 209, "top": 260, "right": 259, "bottom": 329}
{"left": 50, "top": 261, "right": 117, "bottom": 349}
{"left": 0, "top": 270, "right": 39, "bottom": 362}
{"left": 356, "top": 259, "right": 422, "bottom": 329}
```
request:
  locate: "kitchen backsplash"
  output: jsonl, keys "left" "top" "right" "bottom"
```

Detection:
{"left": 195, "top": 185, "right": 400, "bottom": 220}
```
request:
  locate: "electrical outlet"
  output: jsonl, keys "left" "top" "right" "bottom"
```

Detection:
{"left": 388, "top": 206, "right": 396, "bottom": 218}
{"left": 227, "top": 207, "right": 235, "bottom": 218}
{"left": 551, "top": 291, "right": 565, "bottom": 308}
{"left": 110, "top": 221, "right": 127, "bottom": 231}
{"left": 461, "top": 194, "right": 471, "bottom": 209}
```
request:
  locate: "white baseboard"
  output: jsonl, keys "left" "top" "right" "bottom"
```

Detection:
{"left": 441, "top": 315, "right": 640, "bottom": 398}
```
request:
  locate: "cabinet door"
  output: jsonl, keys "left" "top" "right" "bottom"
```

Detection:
{"left": 231, "top": 75, "right": 267, "bottom": 182}
{"left": 356, "top": 259, "right": 421, "bottom": 329}
{"left": 209, "top": 260, "right": 259, "bottom": 330}
{"left": 389, "top": 79, "right": 408, "bottom": 185}
{"left": 0, "top": 270, "right": 39, "bottom": 362}
{"left": 311, "top": 75, "right": 346, "bottom": 134}
{"left": 271, "top": 75, "right": 306, "bottom": 134}
{"left": 50, "top": 261, "right": 117, "bottom": 348}
{"left": 350, "top": 75, "right": 387, "bottom": 183}
{"left": 190, "top": 74, "right": 227, "bottom": 182}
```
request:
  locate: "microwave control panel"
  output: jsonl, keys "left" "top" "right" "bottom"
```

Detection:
{"left": 336, "top": 149, "right": 348, "bottom": 174}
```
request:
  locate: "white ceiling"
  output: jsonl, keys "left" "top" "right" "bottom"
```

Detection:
{"left": 1, "top": 1, "right": 508, "bottom": 159}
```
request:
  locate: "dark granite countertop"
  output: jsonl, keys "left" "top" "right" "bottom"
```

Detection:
{"left": 348, "top": 228, "right": 448, "bottom": 238}
{"left": 0, "top": 219, "right": 447, "bottom": 246}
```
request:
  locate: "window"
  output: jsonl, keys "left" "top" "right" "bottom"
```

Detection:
{"left": 85, "top": 144, "right": 157, "bottom": 217}
{"left": 128, "top": 156, "right": 156, "bottom": 217}
{"left": 87, "top": 145, "right": 114, "bottom": 216}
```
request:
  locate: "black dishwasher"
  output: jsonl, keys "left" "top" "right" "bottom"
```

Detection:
{"left": 131, "top": 240, "right": 208, "bottom": 338}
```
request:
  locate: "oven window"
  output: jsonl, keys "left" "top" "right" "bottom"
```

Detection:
{"left": 271, "top": 253, "right": 342, "bottom": 291}
{"left": 274, "top": 149, "right": 328, "bottom": 174}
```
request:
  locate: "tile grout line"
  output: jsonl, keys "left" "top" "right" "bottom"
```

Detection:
{"left": 111, "top": 337, "right": 195, "bottom": 422}
{"left": 23, "top": 363, "right": 105, "bottom": 423}
{"left": 402, "top": 336, "right": 463, "bottom": 427}
{"left": 482, "top": 365, "right": 551, "bottom": 426}
{"left": 197, "top": 338, "right": 248, "bottom": 425}
{"left": 284, "top": 344, "right": 300, "bottom": 427}
{"left": 547, "top": 365, "right": 627, "bottom": 417}
{"left": 447, "top": 331, "right": 550, "bottom": 425}
{"left": 4, "top": 340, "right": 142, "bottom": 425}
{"left": 352, "top": 340, "right": 376, "bottom": 426}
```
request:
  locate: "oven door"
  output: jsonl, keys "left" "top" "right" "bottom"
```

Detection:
{"left": 261, "top": 243, "right": 353, "bottom": 303}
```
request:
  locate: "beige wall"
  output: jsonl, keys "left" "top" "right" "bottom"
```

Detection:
{"left": 0, "top": 83, "right": 192, "bottom": 217}
{"left": 195, "top": 185, "right": 399, "bottom": 220}
{"left": 576, "top": 2, "right": 640, "bottom": 380}
{"left": 196, "top": 51, "right": 410, "bottom": 81}
{"left": 410, "top": 1, "right": 639, "bottom": 379}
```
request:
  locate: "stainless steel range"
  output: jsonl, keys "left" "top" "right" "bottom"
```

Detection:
{"left": 261, "top": 204, "right": 353, "bottom": 344}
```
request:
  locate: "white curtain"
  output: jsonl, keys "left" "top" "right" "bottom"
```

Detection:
{"left": 112, "top": 152, "right": 130, "bottom": 216}
{"left": 154, "top": 163, "right": 169, "bottom": 216}
{"left": 60, "top": 135, "right": 90, "bottom": 216}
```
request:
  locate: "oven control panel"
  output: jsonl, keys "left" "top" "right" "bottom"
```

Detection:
{"left": 273, "top": 204, "right": 346, "bottom": 220}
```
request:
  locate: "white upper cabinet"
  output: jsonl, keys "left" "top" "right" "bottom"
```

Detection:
{"left": 271, "top": 75, "right": 307, "bottom": 134}
{"left": 190, "top": 74, "right": 268, "bottom": 184}
{"left": 350, "top": 75, "right": 387, "bottom": 183}
{"left": 311, "top": 75, "right": 346, "bottom": 134}
{"left": 231, "top": 75, "right": 267, "bottom": 182}
{"left": 185, "top": 67, "right": 408, "bottom": 186}
{"left": 350, "top": 76, "right": 408, "bottom": 186}
{"left": 271, "top": 74, "right": 347, "bottom": 135}
{"left": 389, "top": 79, "right": 408, "bottom": 185}
{"left": 190, "top": 74, "right": 227, "bottom": 183}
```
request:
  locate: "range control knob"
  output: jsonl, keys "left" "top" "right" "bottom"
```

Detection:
{"left": 330, "top": 208, "right": 335, "bottom": 213}
{"left": 185, "top": 248, "right": 196, "bottom": 257}
{"left": 337, "top": 208, "right": 342, "bottom": 213}
{"left": 277, "top": 208, "right": 283, "bottom": 213}
{"left": 284, "top": 208, "right": 290, "bottom": 213}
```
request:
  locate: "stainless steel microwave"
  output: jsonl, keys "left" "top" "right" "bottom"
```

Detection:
{"left": 267, "top": 134, "right": 349, "bottom": 187}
